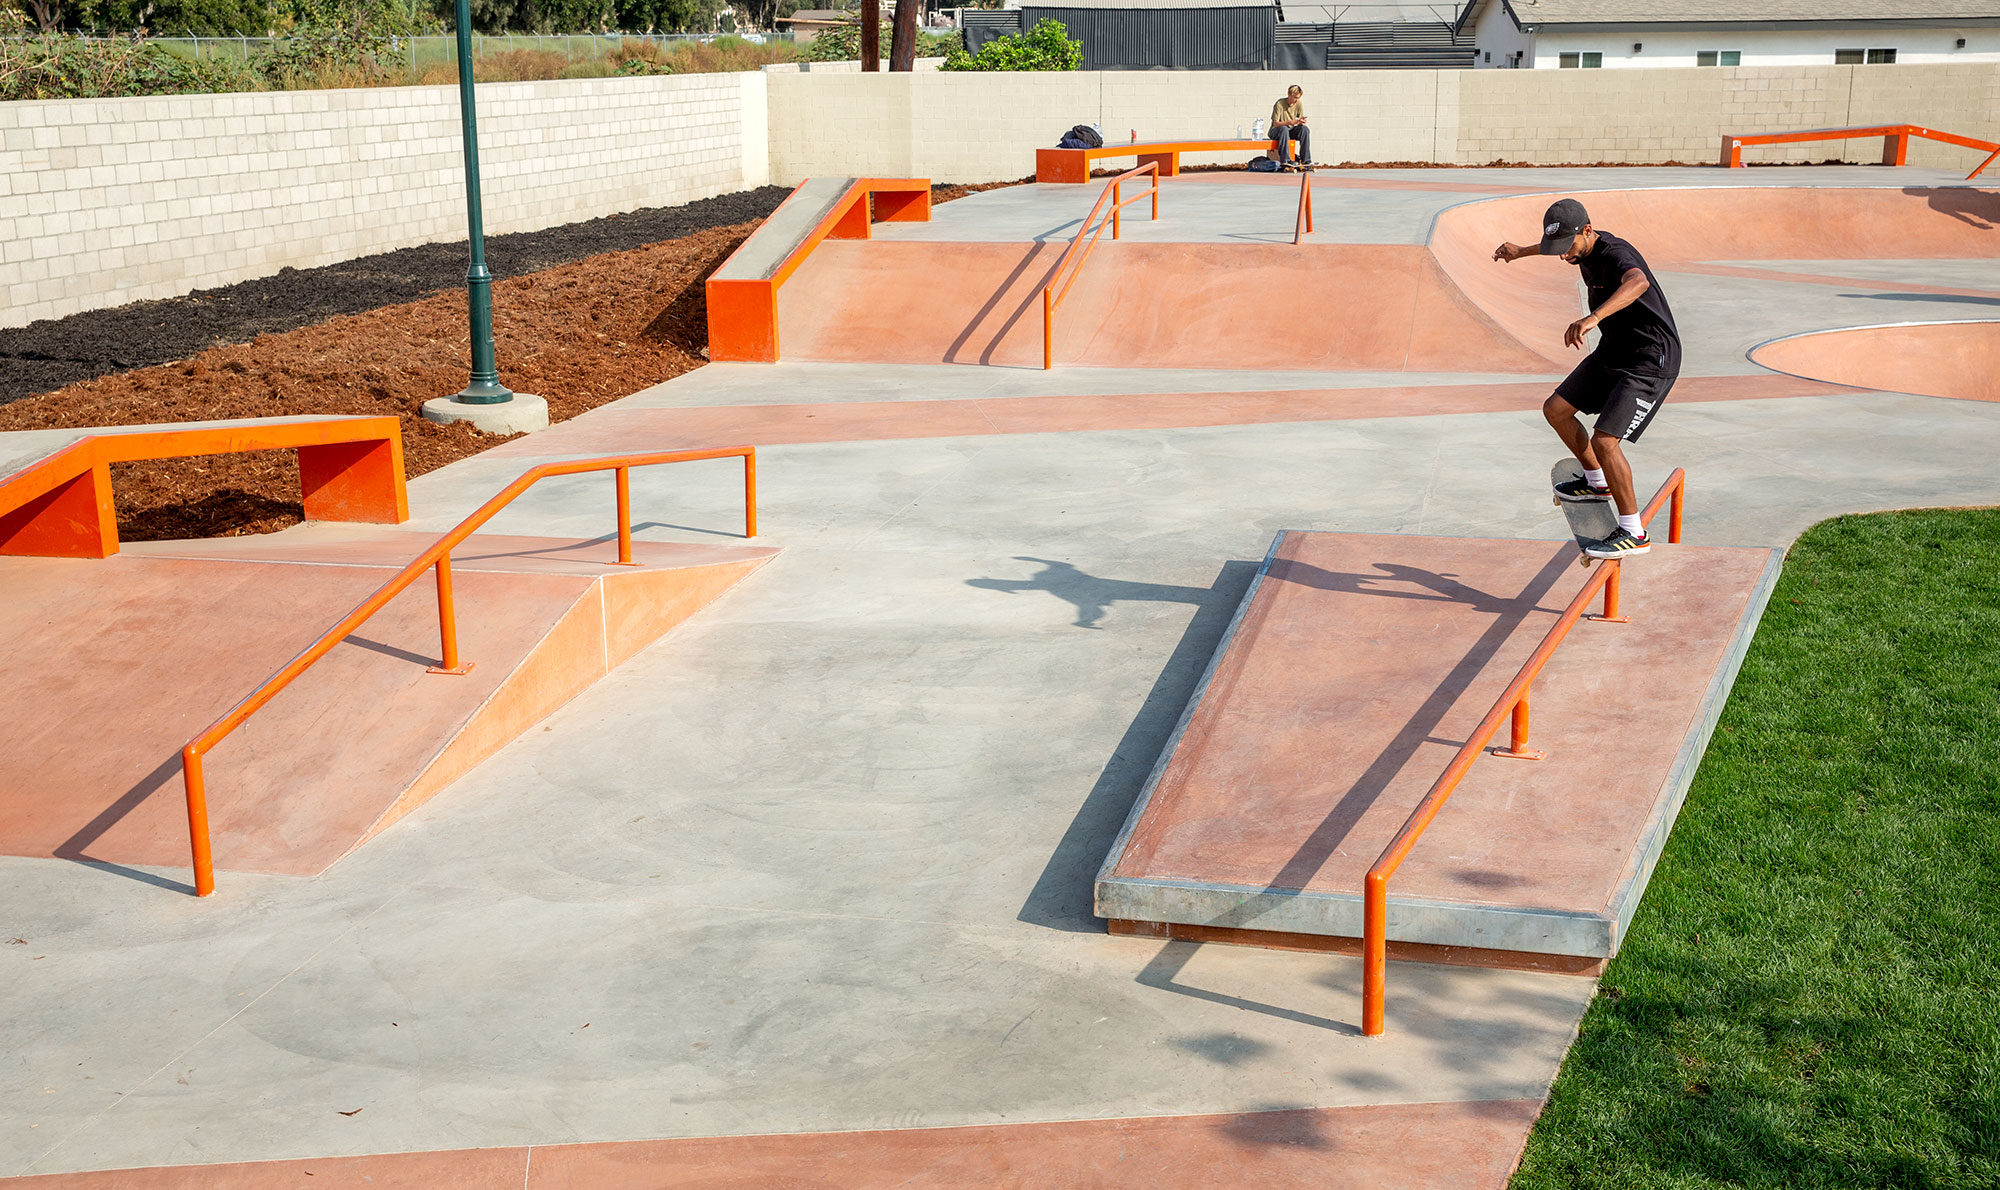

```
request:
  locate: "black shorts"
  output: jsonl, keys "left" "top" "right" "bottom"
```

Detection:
{"left": 1555, "top": 357, "right": 1676, "bottom": 443}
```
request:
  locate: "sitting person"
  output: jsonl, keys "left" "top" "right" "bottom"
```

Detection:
{"left": 1270, "top": 85, "right": 1311, "bottom": 168}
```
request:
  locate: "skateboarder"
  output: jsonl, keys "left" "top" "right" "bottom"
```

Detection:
{"left": 1493, "top": 198, "right": 1680, "bottom": 558}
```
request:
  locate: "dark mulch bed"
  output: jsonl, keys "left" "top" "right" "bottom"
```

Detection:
{"left": 0, "top": 185, "right": 798, "bottom": 406}
{"left": 0, "top": 180, "right": 1028, "bottom": 408}
{"left": 0, "top": 178, "right": 1029, "bottom": 543}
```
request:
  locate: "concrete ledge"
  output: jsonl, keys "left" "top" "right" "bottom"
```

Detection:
{"left": 1095, "top": 528, "right": 1784, "bottom": 963}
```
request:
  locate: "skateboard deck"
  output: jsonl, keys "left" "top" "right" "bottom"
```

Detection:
{"left": 1552, "top": 458, "right": 1618, "bottom": 567}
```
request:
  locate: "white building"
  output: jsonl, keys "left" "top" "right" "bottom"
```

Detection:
{"left": 1462, "top": 0, "right": 2000, "bottom": 69}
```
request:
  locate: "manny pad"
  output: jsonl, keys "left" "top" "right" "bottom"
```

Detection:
{"left": 1096, "top": 528, "right": 1780, "bottom": 973}
{"left": 3, "top": 162, "right": 1998, "bottom": 1186}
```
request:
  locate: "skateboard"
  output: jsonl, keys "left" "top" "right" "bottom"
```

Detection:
{"left": 1551, "top": 458, "right": 1617, "bottom": 568}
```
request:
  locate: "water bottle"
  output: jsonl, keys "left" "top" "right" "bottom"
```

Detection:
{"left": 1252, "top": 118, "right": 1264, "bottom": 139}
{"left": 1236, "top": 123, "right": 1244, "bottom": 139}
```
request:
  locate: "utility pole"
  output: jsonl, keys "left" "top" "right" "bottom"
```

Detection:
{"left": 889, "top": 0, "right": 920, "bottom": 70}
{"left": 422, "top": 0, "right": 549, "bottom": 434}
{"left": 861, "top": 0, "right": 881, "bottom": 70}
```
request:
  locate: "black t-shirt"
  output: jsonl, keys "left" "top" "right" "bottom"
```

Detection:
{"left": 1578, "top": 231, "right": 1680, "bottom": 376}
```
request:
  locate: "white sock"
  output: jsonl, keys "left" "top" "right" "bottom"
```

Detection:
{"left": 1584, "top": 468, "right": 1607, "bottom": 488}
{"left": 1617, "top": 513, "right": 1644, "bottom": 536}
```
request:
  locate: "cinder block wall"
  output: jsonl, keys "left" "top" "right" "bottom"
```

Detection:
{"left": 7, "top": 62, "right": 1995, "bottom": 329}
{"left": 1454, "top": 63, "right": 2000, "bottom": 166}
{"left": 0, "top": 73, "right": 768, "bottom": 329}
{"left": 769, "top": 62, "right": 2000, "bottom": 181}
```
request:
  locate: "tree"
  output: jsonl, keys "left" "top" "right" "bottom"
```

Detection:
{"left": 62, "top": 0, "right": 283, "bottom": 34}
{"left": 939, "top": 16, "right": 1078, "bottom": 71}
{"left": 886, "top": 0, "right": 914, "bottom": 70}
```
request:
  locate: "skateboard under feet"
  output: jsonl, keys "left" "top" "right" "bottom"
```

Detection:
{"left": 1551, "top": 458, "right": 1617, "bottom": 568}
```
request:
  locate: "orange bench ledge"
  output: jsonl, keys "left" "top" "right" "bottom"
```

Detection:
{"left": 705, "top": 177, "right": 932, "bottom": 363}
{"left": 0, "top": 415, "right": 408, "bottom": 559}
{"left": 1037, "top": 139, "right": 1272, "bottom": 184}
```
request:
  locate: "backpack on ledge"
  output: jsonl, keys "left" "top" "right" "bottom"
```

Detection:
{"left": 1057, "top": 124, "right": 1104, "bottom": 149}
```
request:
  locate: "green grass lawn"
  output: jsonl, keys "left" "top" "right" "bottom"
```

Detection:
{"left": 1514, "top": 509, "right": 2000, "bottom": 1189}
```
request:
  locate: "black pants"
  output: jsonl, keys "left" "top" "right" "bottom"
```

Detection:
{"left": 1555, "top": 356, "right": 1676, "bottom": 442}
{"left": 1272, "top": 124, "right": 1310, "bottom": 164}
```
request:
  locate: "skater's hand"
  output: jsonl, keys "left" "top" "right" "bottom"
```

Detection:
{"left": 1493, "top": 242, "right": 1528, "bottom": 262}
{"left": 1564, "top": 314, "right": 1598, "bottom": 349}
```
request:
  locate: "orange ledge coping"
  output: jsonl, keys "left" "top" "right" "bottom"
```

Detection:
{"left": 1037, "top": 138, "right": 1273, "bottom": 183}
{"left": 705, "top": 177, "right": 932, "bottom": 363}
{"left": 0, "top": 417, "right": 408, "bottom": 559}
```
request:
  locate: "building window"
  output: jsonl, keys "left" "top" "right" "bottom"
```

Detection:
{"left": 1559, "top": 51, "right": 1603, "bottom": 68}
{"left": 1836, "top": 48, "right": 1898, "bottom": 64}
{"left": 1696, "top": 50, "right": 1741, "bottom": 66}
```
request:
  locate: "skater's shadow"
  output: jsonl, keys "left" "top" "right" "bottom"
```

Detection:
{"left": 967, "top": 557, "right": 1217, "bottom": 629}
{"left": 968, "top": 555, "right": 1518, "bottom": 630}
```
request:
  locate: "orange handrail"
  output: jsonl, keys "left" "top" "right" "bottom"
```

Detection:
{"left": 1041, "top": 163, "right": 1161, "bottom": 370}
{"left": 177, "top": 445, "right": 757, "bottom": 897}
{"left": 1360, "top": 469, "right": 1685, "bottom": 1035}
{"left": 1721, "top": 123, "right": 2000, "bottom": 179}
{"left": 1293, "top": 167, "right": 1314, "bottom": 245}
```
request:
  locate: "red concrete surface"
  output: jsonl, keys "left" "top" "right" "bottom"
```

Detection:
{"left": 1110, "top": 531, "right": 1773, "bottom": 919}
{"left": 776, "top": 241, "right": 1554, "bottom": 372}
{"left": 0, "top": 535, "right": 773, "bottom": 878}
{"left": 0, "top": 1099, "right": 1543, "bottom": 1189}
{"left": 488, "top": 374, "right": 1845, "bottom": 460}
{"left": 1429, "top": 186, "right": 2000, "bottom": 369}
{"left": 1750, "top": 320, "right": 2000, "bottom": 402}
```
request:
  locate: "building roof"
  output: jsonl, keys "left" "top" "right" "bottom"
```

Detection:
{"left": 1024, "top": 0, "right": 1275, "bottom": 9}
{"left": 1489, "top": 0, "right": 2000, "bottom": 27}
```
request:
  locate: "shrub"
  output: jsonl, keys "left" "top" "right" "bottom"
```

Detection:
{"left": 0, "top": 8, "right": 259, "bottom": 97}
{"left": 803, "top": 18, "right": 960, "bottom": 64}
{"left": 256, "top": 0, "right": 428, "bottom": 88}
{"left": 939, "top": 16, "right": 1079, "bottom": 71}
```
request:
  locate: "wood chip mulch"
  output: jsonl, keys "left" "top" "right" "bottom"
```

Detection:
{"left": 0, "top": 179, "right": 1024, "bottom": 543}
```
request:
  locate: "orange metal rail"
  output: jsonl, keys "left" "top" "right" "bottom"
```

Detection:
{"left": 177, "top": 445, "right": 756, "bottom": 897}
{"left": 1041, "top": 163, "right": 1162, "bottom": 370}
{"left": 1360, "top": 469, "right": 1686, "bottom": 1036}
{"left": 1721, "top": 124, "right": 1999, "bottom": 180}
{"left": 0, "top": 417, "right": 407, "bottom": 559}
{"left": 1293, "top": 167, "right": 1315, "bottom": 246}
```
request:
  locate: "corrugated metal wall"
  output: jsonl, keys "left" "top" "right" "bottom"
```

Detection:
{"left": 970, "top": 8, "right": 1279, "bottom": 70}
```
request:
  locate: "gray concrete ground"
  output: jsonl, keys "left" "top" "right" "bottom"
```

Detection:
{"left": 4, "top": 168, "right": 1998, "bottom": 1178}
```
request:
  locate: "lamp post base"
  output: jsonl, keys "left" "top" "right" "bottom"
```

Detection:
{"left": 421, "top": 393, "right": 549, "bottom": 435}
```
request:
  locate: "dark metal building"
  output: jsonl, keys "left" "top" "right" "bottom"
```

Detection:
{"left": 968, "top": 0, "right": 1279, "bottom": 70}
{"left": 965, "top": 1, "right": 1477, "bottom": 69}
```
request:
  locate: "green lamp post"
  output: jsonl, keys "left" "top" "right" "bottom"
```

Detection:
{"left": 422, "top": 0, "right": 548, "bottom": 432}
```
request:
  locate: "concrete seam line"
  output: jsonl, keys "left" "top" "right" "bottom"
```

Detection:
{"left": 17, "top": 887, "right": 415, "bottom": 1177}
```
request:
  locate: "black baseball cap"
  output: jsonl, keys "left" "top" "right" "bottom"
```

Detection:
{"left": 1538, "top": 198, "right": 1591, "bottom": 255}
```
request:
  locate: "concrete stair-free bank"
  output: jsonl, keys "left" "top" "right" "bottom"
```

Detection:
{"left": 0, "top": 529, "right": 774, "bottom": 880}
